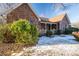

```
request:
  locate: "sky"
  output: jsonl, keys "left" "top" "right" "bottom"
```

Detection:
{"left": 31, "top": 3, "right": 79, "bottom": 23}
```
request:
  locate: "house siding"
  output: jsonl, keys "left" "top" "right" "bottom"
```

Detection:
{"left": 59, "top": 15, "right": 70, "bottom": 31}
{"left": 6, "top": 3, "right": 39, "bottom": 28}
{"left": 6, "top": 3, "right": 41, "bottom": 33}
{"left": 39, "top": 14, "right": 70, "bottom": 34}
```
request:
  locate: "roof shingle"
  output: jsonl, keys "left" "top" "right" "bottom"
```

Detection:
{"left": 48, "top": 13, "right": 65, "bottom": 23}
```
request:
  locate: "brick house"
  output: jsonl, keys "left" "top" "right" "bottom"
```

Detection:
{"left": 40, "top": 14, "right": 71, "bottom": 34}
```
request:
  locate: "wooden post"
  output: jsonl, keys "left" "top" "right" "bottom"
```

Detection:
{"left": 45, "top": 23, "right": 47, "bottom": 33}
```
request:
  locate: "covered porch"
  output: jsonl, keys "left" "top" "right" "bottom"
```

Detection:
{"left": 40, "top": 22, "right": 59, "bottom": 33}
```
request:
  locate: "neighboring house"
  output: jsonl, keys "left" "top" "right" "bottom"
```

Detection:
{"left": 40, "top": 14, "right": 70, "bottom": 34}
{"left": 0, "top": 3, "right": 41, "bottom": 32}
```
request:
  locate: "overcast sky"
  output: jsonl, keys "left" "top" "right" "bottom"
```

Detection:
{"left": 31, "top": 3, "right": 79, "bottom": 23}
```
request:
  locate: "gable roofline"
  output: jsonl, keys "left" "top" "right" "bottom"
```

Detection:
{"left": 48, "top": 13, "right": 66, "bottom": 23}
{"left": 40, "top": 17, "right": 49, "bottom": 22}
{"left": 3, "top": 3, "right": 22, "bottom": 15}
{"left": 40, "top": 13, "right": 70, "bottom": 24}
{"left": 27, "top": 3, "right": 41, "bottom": 21}
{"left": 4, "top": 3, "right": 40, "bottom": 21}
{"left": 65, "top": 13, "right": 71, "bottom": 24}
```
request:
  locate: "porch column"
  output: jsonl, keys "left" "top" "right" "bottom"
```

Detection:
{"left": 50, "top": 23, "right": 53, "bottom": 30}
{"left": 45, "top": 23, "right": 47, "bottom": 33}
{"left": 56, "top": 23, "right": 59, "bottom": 30}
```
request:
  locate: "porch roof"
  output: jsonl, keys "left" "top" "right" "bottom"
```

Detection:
{"left": 40, "top": 14, "right": 66, "bottom": 23}
{"left": 48, "top": 14, "right": 65, "bottom": 23}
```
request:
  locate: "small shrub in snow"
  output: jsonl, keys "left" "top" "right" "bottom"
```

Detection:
{"left": 46, "top": 30, "right": 53, "bottom": 37}
{"left": 64, "top": 27, "right": 79, "bottom": 34}
{"left": 63, "top": 28, "right": 72, "bottom": 34}
{"left": 55, "top": 30, "right": 61, "bottom": 35}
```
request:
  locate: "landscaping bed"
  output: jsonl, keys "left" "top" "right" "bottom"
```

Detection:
{"left": 12, "top": 44, "right": 79, "bottom": 56}
{"left": 0, "top": 43, "right": 25, "bottom": 56}
{"left": 0, "top": 43, "right": 36, "bottom": 56}
{"left": 0, "top": 19, "right": 39, "bottom": 56}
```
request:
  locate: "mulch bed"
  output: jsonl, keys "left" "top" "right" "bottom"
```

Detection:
{"left": 0, "top": 43, "right": 33, "bottom": 56}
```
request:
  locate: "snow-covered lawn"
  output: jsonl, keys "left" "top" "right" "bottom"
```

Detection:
{"left": 12, "top": 35, "right": 79, "bottom": 56}
{"left": 37, "top": 35, "right": 78, "bottom": 45}
{"left": 12, "top": 44, "right": 79, "bottom": 56}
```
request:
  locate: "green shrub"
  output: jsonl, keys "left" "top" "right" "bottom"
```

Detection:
{"left": 2, "top": 27, "right": 15, "bottom": 43}
{"left": 63, "top": 27, "right": 79, "bottom": 35}
{"left": 0, "top": 19, "right": 39, "bottom": 45}
{"left": 46, "top": 30, "right": 52, "bottom": 37}
{"left": 9, "top": 19, "right": 38, "bottom": 45}
{"left": 30, "top": 24, "right": 39, "bottom": 44}
{"left": 64, "top": 28, "right": 73, "bottom": 34}
{"left": 71, "top": 27, "right": 79, "bottom": 32}
{"left": 0, "top": 24, "right": 5, "bottom": 43}
{"left": 9, "top": 19, "right": 31, "bottom": 44}
{"left": 0, "top": 24, "right": 15, "bottom": 43}
{"left": 55, "top": 30, "right": 61, "bottom": 35}
{"left": 10, "top": 19, "right": 31, "bottom": 33}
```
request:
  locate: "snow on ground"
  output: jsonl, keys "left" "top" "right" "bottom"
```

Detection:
{"left": 12, "top": 35, "right": 79, "bottom": 56}
{"left": 37, "top": 35, "right": 78, "bottom": 45}
{"left": 13, "top": 44, "right": 79, "bottom": 56}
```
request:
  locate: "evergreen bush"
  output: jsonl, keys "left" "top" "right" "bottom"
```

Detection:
{"left": 0, "top": 19, "right": 39, "bottom": 45}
